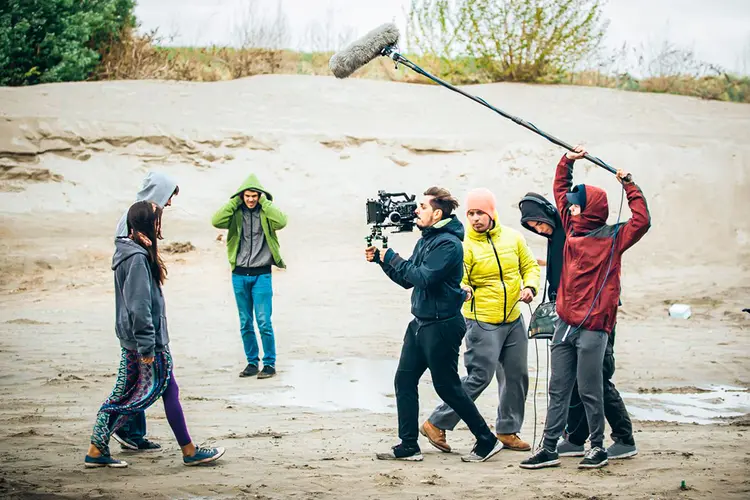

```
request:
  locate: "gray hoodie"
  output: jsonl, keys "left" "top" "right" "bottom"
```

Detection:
{"left": 115, "top": 171, "right": 178, "bottom": 238}
{"left": 112, "top": 238, "right": 169, "bottom": 356}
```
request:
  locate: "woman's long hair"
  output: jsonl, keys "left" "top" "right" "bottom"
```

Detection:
{"left": 126, "top": 200, "right": 167, "bottom": 286}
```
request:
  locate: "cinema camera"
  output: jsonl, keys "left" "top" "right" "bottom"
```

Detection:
{"left": 365, "top": 190, "right": 417, "bottom": 248}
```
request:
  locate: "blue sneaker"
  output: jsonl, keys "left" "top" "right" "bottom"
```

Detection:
{"left": 84, "top": 454, "right": 128, "bottom": 468}
{"left": 183, "top": 446, "right": 226, "bottom": 466}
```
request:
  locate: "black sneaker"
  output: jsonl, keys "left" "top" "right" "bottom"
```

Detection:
{"left": 133, "top": 439, "right": 162, "bottom": 452}
{"left": 578, "top": 446, "right": 608, "bottom": 469}
{"left": 519, "top": 448, "right": 561, "bottom": 469}
{"left": 112, "top": 431, "right": 138, "bottom": 451}
{"left": 376, "top": 443, "right": 424, "bottom": 461}
{"left": 461, "top": 438, "right": 504, "bottom": 463}
{"left": 239, "top": 364, "right": 259, "bottom": 378}
{"left": 257, "top": 365, "right": 276, "bottom": 379}
{"left": 113, "top": 432, "right": 162, "bottom": 452}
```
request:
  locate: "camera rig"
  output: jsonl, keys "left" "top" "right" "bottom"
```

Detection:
{"left": 365, "top": 190, "right": 417, "bottom": 247}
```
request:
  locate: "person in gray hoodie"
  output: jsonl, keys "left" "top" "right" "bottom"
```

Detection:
{"left": 113, "top": 171, "right": 179, "bottom": 452}
{"left": 115, "top": 171, "right": 179, "bottom": 238}
{"left": 85, "top": 200, "right": 225, "bottom": 468}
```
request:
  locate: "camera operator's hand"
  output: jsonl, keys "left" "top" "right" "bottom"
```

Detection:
{"left": 365, "top": 246, "right": 379, "bottom": 263}
{"left": 461, "top": 284, "right": 473, "bottom": 302}
{"left": 565, "top": 145, "right": 586, "bottom": 161}
{"left": 520, "top": 287, "right": 535, "bottom": 304}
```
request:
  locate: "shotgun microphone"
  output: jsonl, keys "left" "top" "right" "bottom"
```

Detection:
{"left": 329, "top": 23, "right": 400, "bottom": 79}
{"left": 328, "top": 23, "right": 632, "bottom": 182}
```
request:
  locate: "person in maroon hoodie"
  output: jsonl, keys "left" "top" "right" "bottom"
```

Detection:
{"left": 520, "top": 145, "right": 651, "bottom": 471}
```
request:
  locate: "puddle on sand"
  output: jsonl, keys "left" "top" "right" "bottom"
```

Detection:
{"left": 231, "top": 359, "right": 750, "bottom": 424}
{"left": 233, "top": 358, "right": 399, "bottom": 413}
{"left": 621, "top": 386, "right": 750, "bottom": 424}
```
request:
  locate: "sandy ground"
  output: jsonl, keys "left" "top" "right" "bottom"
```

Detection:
{"left": 1, "top": 75, "right": 749, "bottom": 499}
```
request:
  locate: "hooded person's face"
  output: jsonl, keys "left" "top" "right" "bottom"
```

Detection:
{"left": 570, "top": 185, "right": 609, "bottom": 234}
{"left": 243, "top": 190, "right": 260, "bottom": 209}
{"left": 528, "top": 220, "right": 554, "bottom": 235}
{"left": 467, "top": 209, "right": 493, "bottom": 233}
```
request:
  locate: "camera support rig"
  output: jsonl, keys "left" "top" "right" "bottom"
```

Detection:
{"left": 364, "top": 191, "right": 417, "bottom": 248}
{"left": 365, "top": 226, "right": 388, "bottom": 248}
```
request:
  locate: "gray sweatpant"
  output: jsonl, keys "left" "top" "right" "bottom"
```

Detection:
{"left": 428, "top": 317, "right": 529, "bottom": 434}
{"left": 543, "top": 320, "right": 608, "bottom": 451}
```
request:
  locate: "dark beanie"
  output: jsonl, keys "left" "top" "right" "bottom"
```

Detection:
{"left": 566, "top": 184, "right": 587, "bottom": 211}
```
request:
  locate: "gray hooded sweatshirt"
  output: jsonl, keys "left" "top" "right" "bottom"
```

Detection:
{"left": 115, "top": 171, "right": 178, "bottom": 238}
{"left": 112, "top": 238, "right": 169, "bottom": 357}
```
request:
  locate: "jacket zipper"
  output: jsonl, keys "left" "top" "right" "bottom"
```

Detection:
{"left": 487, "top": 232, "right": 508, "bottom": 323}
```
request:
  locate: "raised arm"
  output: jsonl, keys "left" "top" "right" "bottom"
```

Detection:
{"left": 211, "top": 196, "right": 242, "bottom": 229}
{"left": 554, "top": 145, "right": 587, "bottom": 232}
{"left": 260, "top": 195, "right": 288, "bottom": 231}
{"left": 615, "top": 172, "right": 651, "bottom": 252}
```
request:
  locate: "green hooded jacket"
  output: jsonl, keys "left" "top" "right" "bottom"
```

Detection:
{"left": 211, "top": 174, "right": 287, "bottom": 270}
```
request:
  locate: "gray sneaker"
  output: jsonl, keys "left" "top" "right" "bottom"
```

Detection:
{"left": 607, "top": 441, "right": 638, "bottom": 459}
{"left": 557, "top": 438, "right": 585, "bottom": 457}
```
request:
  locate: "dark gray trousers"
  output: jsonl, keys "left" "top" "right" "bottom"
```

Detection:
{"left": 428, "top": 317, "right": 529, "bottom": 434}
{"left": 543, "top": 320, "right": 608, "bottom": 451}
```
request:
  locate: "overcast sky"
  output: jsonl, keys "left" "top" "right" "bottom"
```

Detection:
{"left": 134, "top": 0, "right": 750, "bottom": 75}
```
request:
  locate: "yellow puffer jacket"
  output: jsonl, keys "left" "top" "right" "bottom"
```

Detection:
{"left": 462, "top": 215, "right": 541, "bottom": 324}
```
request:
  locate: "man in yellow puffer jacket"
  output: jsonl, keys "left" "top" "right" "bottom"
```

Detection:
{"left": 421, "top": 188, "right": 540, "bottom": 453}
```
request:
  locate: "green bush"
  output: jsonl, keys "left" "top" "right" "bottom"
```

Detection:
{"left": 0, "top": 0, "right": 135, "bottom": 86}
{"left": 408, "top": 0, "right": 608, "bottom": 82}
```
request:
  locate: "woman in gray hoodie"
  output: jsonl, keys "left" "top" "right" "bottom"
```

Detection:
{"left": 84, "top": 200, "right": 225, "bottom": 468}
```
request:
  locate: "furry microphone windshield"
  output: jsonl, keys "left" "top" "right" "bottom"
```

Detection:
{"left": 329, "top": 23, "right": 400, "bottom": 79}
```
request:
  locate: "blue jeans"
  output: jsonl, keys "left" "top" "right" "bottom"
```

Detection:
{"left": 115, "top": 411, "right": 147, "bottom": 444}
{"left": 232, "top": 272, "right": 276, "bottom": 367}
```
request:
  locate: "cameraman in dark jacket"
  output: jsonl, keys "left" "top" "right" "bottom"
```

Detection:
{"left": 365, "top": 186, "right": 502, "bottom": 464}
{"left": 518, "top": 191, "right": 637, "bottom": 460}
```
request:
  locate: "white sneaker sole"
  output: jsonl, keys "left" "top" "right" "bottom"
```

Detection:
{"left": 376, "top": 453, "right": 424, "bottom": 461}
{"left": 519, "top": 458, "right": 561, "bottom": 469}
{"left": 112, "top": 433, "right": 138, "bottom": 451}
{"left": 558, "top": 450, "right": 586, "bottom": 457}
{"left": 84, "top": 459, "right": 129, "bottom": 468}
{"left": 609, "top": 449, "right": 638, "bottom": 459}
{"left": 578, "top": 458, "right": 609, "bottom": 469}
{"left": 461, "top": 440, "right": 504, "bottom": 463}
{"left": 184, "top": 447, "right": 226, "bottom": 466}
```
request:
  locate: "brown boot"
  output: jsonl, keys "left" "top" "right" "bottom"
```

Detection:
{"left": 420, "top": 420, "right": 451, "bottom": 453}
{"left": 497, "top": 433, "right": 531, "bottom": 451}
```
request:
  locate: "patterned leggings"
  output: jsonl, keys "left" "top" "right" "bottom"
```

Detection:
{"left": 90, "top": 348, "right": 191, "bottom": 455}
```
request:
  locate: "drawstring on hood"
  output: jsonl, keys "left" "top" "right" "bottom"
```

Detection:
{"left": 112, "top": 237, "right": 148, "bottom": 270}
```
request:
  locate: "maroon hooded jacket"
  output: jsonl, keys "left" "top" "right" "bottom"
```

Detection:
{"left": 554, "top": 154, "right": 651, "bottom": 334}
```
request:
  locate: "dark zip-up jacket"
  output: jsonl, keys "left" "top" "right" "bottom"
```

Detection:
{"left": 379, "top": 216, "right": 467, "bottom": 321}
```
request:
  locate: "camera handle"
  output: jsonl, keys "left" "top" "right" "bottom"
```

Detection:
{"left": 365, "top": 226, "right": 389, "bottom": 248}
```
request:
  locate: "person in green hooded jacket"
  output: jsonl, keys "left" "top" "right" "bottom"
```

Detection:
{"left": 211, "top": 174, "right": 287, "bottom": 379}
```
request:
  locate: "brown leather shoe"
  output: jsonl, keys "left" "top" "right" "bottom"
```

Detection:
{"left": 420, "top": 420, "right": 451, "bottom": 453}
{"left": 497, "top": 433, "right": 531, "bottom": 451}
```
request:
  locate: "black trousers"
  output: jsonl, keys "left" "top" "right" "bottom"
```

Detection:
{"left": 564, "top": 328, "right": 635, "bottom": 446}
{"left": 395, "top": 316, "right": 495, "bottom": 447}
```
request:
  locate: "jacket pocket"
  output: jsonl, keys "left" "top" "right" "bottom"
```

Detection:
{"left": 158, "top": 315, "right": 170, "bottom": 347}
